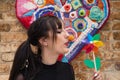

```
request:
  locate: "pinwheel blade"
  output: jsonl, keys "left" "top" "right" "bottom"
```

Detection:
{"left": 93, "top": 46, "right": 98, "bottom": 52}
{"left": 87, "top": 33, "right": 93, "bottom": 42}
{"left": 84, "top": 59, "right": 94, "bottom": 68}
{"left": 85, "top": 44, "right": 94, "bottom": 53}
{"left": 93, "top": 41, "right": 104, "bottom": 47}
{"left": 93, "top": 34, "right": 100, "bottom": 41}
{"left": 82, "top": 39, "right": 89, "bottom": 44}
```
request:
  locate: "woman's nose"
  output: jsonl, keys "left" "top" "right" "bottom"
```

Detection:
{"left": 64, "top": 30, "right": 69, "bottom": 38}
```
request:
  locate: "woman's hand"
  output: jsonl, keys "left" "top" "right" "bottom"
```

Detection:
{"left": 92, "top": 71, "right": 103, "bottom": 80}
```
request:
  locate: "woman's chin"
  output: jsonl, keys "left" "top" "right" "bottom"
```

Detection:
{"left": 63, "top": 48, "right": 69, "bottom": 54}
{"left": 58, "top": 47, "right": 69, "bottom": 54}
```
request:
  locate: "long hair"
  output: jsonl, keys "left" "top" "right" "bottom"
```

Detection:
{"left": 9, "top": 15, "right": 62, "bottom": 80}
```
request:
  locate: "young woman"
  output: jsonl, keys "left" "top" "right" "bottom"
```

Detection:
{"left": 9, "top": 15, "right": 102, "bottom": 80}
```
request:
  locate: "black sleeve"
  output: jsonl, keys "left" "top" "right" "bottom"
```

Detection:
{"left": 15, "top": 73, "right": 24, "bottom": 80}
{"left": 69, "top": 64, "right": 75, "bottom": 80}
{"left": 56, "top": 62, "right": 75, "bottom": 80}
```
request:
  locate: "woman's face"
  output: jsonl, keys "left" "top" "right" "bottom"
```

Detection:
{"left": 46, "top": 24, "right": 69, "bottom": 55}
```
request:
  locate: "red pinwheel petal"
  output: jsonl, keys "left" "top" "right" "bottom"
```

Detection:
{"left": 85, "top": 44, "right": 94, "bottom": 54}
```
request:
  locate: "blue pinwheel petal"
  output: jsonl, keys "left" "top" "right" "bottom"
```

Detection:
{"left": 87, "top": 33, "right": 93, "bottom": 42}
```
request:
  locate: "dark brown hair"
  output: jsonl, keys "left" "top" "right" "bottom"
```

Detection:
{"left": 9, "top": 15, "right": 62, "bottom": 80}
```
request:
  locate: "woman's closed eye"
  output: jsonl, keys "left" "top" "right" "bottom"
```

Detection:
{"left": 57, "top": 29, "right": 62, "bottom": 34}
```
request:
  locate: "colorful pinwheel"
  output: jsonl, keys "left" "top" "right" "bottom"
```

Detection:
{"left": 83, "top": 33, "right": 104, "bottom": 54}
{"left": 83, "top": 33, "right": 104, "bottom": 71}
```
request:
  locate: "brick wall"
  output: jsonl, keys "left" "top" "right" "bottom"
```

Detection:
{"left": 0, "top": 0, "right": 120, "bottom": 80}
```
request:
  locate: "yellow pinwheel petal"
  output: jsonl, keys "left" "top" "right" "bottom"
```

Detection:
{"left": 93, "top": 41, "right": 104, "bottom": 47}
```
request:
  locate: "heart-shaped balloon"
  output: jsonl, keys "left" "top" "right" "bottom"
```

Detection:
{"left": 15, "top": 0, "right": 110, "bottom": 62}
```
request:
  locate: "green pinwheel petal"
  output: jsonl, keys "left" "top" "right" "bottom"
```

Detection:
{"left": 84, "top": 57, "right": 101, "bottom": 70}
{"left": 96, "top": 57, "right": 101, "bottom": 70}
{"left": 93, "top": 34, "right": 100, "bottom": 41}
{"left": 84, "top": 59, "right": 94, "bottom": 68}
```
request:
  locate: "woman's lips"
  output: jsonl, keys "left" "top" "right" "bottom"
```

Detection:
{"left": 64, "top": 42, "right": 69, "bottom": 47}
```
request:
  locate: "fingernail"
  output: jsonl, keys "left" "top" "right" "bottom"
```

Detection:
{"left": 94, "top": 73, "right": 98, "bottom": 77}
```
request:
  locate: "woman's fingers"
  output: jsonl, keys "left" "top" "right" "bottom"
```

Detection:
{"left": 94, "top": 74, "right": 102, "bottom": 80}
{"left": 93, "top": 71, "right": 102, "bottom": 80}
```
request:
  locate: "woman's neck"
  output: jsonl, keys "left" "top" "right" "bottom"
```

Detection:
{"left": 41, "top": 50, "right": 59, "bottom": 65}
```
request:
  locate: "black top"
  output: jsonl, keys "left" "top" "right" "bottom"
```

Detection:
{"left": 33, "top": 61, "right": 75, "bottom": 80}
{"left": 16, "top": 61, "right": 75, "bottom": 80}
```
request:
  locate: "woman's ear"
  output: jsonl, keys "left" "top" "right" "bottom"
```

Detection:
{"left": 39, "top": 38, "right": 48, "bottom": 46}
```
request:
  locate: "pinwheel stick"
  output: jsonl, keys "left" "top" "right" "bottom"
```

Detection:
{"left": 93, "top": 51, "right": 97, "bottom": 72}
